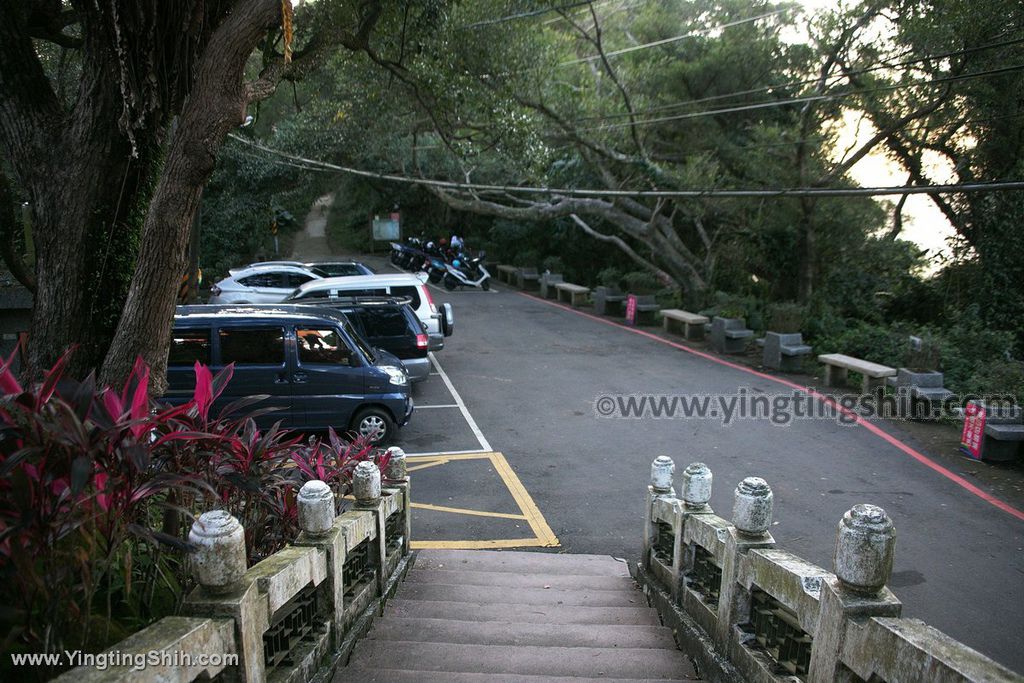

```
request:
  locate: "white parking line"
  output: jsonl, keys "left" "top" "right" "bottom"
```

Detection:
{"left": 428, "top": 351, "right": 492, "bottom": 452}
{"left": 402, "top": 448, "right": 490, "bottom": 457}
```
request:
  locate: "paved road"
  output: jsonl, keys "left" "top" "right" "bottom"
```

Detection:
{"left": 401, "top": 279, "right": 1022, "bottom": 673}
{"left": 290, "top": 224, "right": 1022, "bottom": 671}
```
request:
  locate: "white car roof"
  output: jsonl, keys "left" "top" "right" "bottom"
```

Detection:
{"left": 248, "top": 260, "right": 306, "bottom": 268}
{"left": 227, "top": 264, "right": 322, "bottom": 278}
{"left": 292, "top": 273, "right": 426, "bottom": 295}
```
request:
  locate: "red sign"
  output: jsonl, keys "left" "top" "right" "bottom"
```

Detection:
{"left": 625, "top": 294, "right": 637, "bottom": 326}
{"left": 960, "top": 401, "right": 987, "bottom": 460}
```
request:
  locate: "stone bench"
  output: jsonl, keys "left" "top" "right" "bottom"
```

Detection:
{"left": 555, "top": 282, "right": 590, "bottom": 307}
{"left": 710, "top": 317, "right": 753, "bottom": 354}
{"left": 818, "top": 353, "right": 896, "bottom": 394}
{"left": 517, "top": 267, "right": 540, "bottom": 290}
{"left": 593, "top": 286, "right": 625, "bottom": 315}
{"left": 496, "top": 265, "right": 518, "bottom": 285}
{"left": 763, "top": 332, "right": 812, "bottom": 372}
{"left": 539, "top": 273, "right": 564, "bottom": 299}
{"left": 628, "top": 294, "right": 660, "bottom": 325}
{"left": 661, "top": 309, "right": 709, "bottom": 340}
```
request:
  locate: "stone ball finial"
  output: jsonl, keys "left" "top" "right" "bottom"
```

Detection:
{"left": 834, "top": 504, "right": 896, "bottom": 595}
{"left": 298, "top": 480, "right": 335, "bottom": 536}
{"left": 353, "top": 460, "right": 382, "bottom": 507}
{"left": 650, "top": 456, "right": 675, "bottom": 494}
{"left": 682, "top": 462, "right": 713, "bottom": 508}
{"left": 733, "top": 477, "right": 773, "bottom": 536}
{"left": 189, "top": 510, "right": 246, "bottom": 593}
{"left": 386, "top": 447, "right": 407, "bottom": 481}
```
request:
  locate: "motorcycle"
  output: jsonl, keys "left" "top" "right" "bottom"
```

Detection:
{"left": 442, "top": 251, "right": 491, "bottom": 291}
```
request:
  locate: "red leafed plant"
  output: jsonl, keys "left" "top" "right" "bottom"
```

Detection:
{"left": 0, "top": 350, "right": 393, "bottom": 676}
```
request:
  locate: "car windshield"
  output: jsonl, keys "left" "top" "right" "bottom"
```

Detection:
{"left": 309, "top": 266, "right": 331, "bottom": 278}
{"left": 342, "top": 319, "right": 376, "bottom": 363}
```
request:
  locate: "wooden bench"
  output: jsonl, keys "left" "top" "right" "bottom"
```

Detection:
{"left": 496, "top": 265, "right": 518, "bottom": 285}
{"left": 517, "top": 267, "right": 540, "bottom": 290}
{"left": 818, "top": 353, "right": 896, "bottom": 394}
{"left": 539, "top": 273, "right": 564, "bottom": 299}
{"left": 661, "top": 309, "right": 709, "bottom": 340}
{"left": 555, "top": 282, "right": 590, "bottom": 308}
{"left": 710, "top": 317, "right": 753, "bottom": 354}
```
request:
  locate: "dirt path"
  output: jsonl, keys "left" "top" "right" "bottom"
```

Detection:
{"left": 289, "top": 194, "right": 334, "bottom": 260}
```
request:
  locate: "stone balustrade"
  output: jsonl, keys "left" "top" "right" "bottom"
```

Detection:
{"left": 639, "top": 456, "right": 1019, "bottom": 683}
{"left": 56, "top": 455, "right": 411, "bottom": 683}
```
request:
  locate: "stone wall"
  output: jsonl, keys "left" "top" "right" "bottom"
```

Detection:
{"left": 55, "top": 452, "right": 411, "bottom": 683}
{"left": 639, "top": 456, "right": 1021, "bottom": 683}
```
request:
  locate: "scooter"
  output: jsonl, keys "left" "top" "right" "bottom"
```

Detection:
{"left": 442, "top": 252, "right": 491, "bottom": 291}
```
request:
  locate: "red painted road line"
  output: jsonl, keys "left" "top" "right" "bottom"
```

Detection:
{"left": 521, "top": 292, "right": 1024, "bottom": 523}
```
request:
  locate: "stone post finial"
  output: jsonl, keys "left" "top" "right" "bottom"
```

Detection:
{"left": 298, "top": 480, "right": 335, "bottom": 537}
{"left": 650, "top": 456, "right": 675, "bottom": 494}
{"left": 733, "top": 477, "right": 773, "bottom": 536}
{"left": 834, "top": 504, "right": 896, "bottom": 595}
{"left": 189, "top": 510, "right": 246, "bottom": 593}
{"left": 353, "top": 460, "right": 382, "bottom": 508}
{"left": 682, "top": 462, "right": 712, "bottom": 508}
{"left": 386, "top": 447, "right": 407, "bottom": 481}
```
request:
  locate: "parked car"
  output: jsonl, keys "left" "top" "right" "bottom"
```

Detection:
{"left": 166, "top": 304, "right": 414, "bottom": 443}
{"left": 285, "top": 274, "right": 454, "bottom": 349}
{"left": 249, "top": 260, "right": 375, "bottom": 277}
{"left": 208, "top": 264, "right": 325, "bottom": 304}
{"left": 296, "top": 296, "right": 433, "bottom": 383}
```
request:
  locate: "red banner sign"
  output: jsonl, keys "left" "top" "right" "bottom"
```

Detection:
{"left": 960, "top": 401, "right": 986, "bottom": 460}
{"left": 625, "top": 294, "right": 637, "bottom": 326}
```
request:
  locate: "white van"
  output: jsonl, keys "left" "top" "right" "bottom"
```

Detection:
{"left": 286, "top": 274, "right": 454, "bottom": 347}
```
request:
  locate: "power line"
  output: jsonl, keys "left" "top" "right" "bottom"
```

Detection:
{"left": 572, "top": 34, "right": 1024, "bottom": 123}
{"left": 560, "top": 8, "right": 791, "bottom": 65}
{"left": 579, "top": 62, "right": 1024, "bottom": 131}
{"left": 227, "top": 133, "right": 1024, "bottom": 199}
{"left": 460, "top": 1, "right": 611, "bottom": 30}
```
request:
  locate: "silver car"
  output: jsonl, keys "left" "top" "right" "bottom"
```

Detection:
{"left": 208, "top": 264, "right": 326, "bottom": 304}
{"left": 249, "top": 260, "right": 375, "bottom": 277}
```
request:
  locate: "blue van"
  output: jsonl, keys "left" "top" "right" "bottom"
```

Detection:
{"left": 166, "top": 305, "right": 413, "bottom": 443}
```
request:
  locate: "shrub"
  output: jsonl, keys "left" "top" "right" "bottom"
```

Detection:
{"left": 766, "top": 302, "right": 806, "bottom": 333}
{"left": 623, "top": 270, "right": 660, "bottom": 295}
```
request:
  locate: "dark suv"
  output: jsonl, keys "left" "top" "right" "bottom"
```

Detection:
{"left": 166, "top": 305, "right": 414, "bottom": 443}
{"left": 295, "top": 296, "right": 432, "bottom": 382}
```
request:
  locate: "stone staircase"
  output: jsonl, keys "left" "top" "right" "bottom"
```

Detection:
{"left": 334, "top": 549, "right": 698, "bottom": 682}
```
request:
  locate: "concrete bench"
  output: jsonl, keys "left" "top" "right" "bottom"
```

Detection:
{"left": 763, "top": 332, "right": 812, "bottom": 372}
{"left": 982, "top": 423, "right": 1024, "bottom": 462}
{"left": 710, "top": 317, "right": 753, "bottom": 354}
{"left": 628, "top": 294, "right": 660, "bottom": 325}
{"left": 517, "top": 267, "right": 540, "bottom": 290}
{"left": 496, "top": 265, "right": 518, "bottom": 285}
{"left": 661, "top": 309, "right": 709, "bottom": 340}
{"left": 593, "top": 286, "right": 625, "bottom": 316}
{"left": 818, "top": 353, "right": 896, "bottom": 394}
{"left": 555, "top": 282, "right": 590, "bottom": 308}
{"left": 539, "top": 273, "right": 564, "bottom": 299}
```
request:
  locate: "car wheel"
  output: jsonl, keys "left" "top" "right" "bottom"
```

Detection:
{"left": 443, "top": 274, "right": 458, "bottom": 291}
{"left": 428, "top": 270, "right": 443, "bottom": 284}
{"left": 351, "top": 407, "right": 395, "bottom": 444}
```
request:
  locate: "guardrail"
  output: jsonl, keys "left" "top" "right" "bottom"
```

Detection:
{"left": 638, "top": 456, "right": 1020, "bottom": 683}
{"left": 56, "top": 451, "right": 412, "bottom": 683}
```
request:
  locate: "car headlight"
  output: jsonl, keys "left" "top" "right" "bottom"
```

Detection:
{"left": 382, "top": 366, "right": 408, "bottom": 386}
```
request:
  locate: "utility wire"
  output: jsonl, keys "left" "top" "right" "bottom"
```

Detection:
{"left": 571, "top": 34, "right": 1024, "bottom": 123}
{"left": 228, "top": 134, "right": 1024, "bottom": 199}
{"left": 560, "top": 7, "right": 791, "bottom": 65}
{"left": 460, "top": 1, "right": 611, "bottom": 30}
{"left": 579, "top": 62, "right": 1024, "bottom": 131}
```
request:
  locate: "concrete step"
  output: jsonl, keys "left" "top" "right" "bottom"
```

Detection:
{"left": 406, "top": 568, "right": 636, "bottom": 591}
{"left": 335, "top": 668, "right": 692, "bottom": 683}
{"left": 416, "top": 549, "right": 629, "bottom": 576}
{"left": 344, "top": 640, "right": 694, "bottom": 679}
{"left": 366, "top": 617, "right": 679, "bottom": 649}
{"left": 396, "top": 582, "right": 643, "bottom": 607}
{"left": 385, "top": 599, "right": 661, "bottom": 626}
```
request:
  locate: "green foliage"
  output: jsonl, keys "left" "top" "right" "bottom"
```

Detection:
{"left": 767, "top": 303, "right": 807, "bottom": 333}
{"left": 622, "top": 271, "right": 660, "bottom": 295}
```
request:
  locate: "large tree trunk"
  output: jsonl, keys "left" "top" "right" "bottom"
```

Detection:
{"left": 100, "top": 0, "right": 282, "bottom": 391}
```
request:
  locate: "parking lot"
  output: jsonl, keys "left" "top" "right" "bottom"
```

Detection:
{"left": 377, "top": 260, "right": 1024, "bottom": 672}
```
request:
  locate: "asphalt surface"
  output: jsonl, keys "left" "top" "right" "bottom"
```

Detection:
{"left": 387, "top": 274, "right": 1023, "bottom": 673}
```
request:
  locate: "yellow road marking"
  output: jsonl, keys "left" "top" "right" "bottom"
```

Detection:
{"left": 406, "top": 451, "right": 560, "bottom": 549}
{"left": 411, "top": 502, "right": 528, "bottom": 520}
